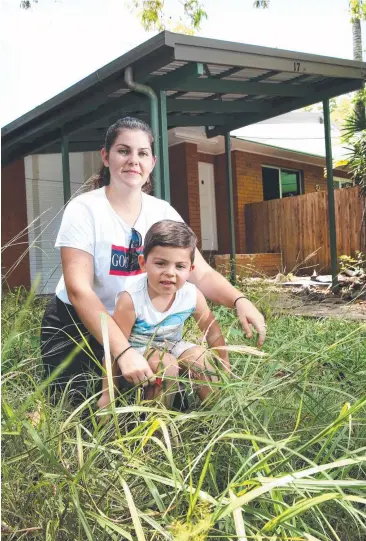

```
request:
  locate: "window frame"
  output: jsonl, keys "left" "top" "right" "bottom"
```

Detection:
{"left": 333, "top": 176, "right": 354, "bottom": 189}
{"left": 262, "top": 165, "right": 303, "bottom": 200}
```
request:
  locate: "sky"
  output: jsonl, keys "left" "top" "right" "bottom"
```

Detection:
{"left": 1, "top": 0, "right": 365, "bottom": 127}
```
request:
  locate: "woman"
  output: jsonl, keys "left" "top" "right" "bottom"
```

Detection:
{"left": 41, "top": 117, "right": 266, "bottom": 401}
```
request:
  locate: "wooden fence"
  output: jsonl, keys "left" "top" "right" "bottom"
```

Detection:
{"left": 245, "top": 187, "right": 365, "bottom": 274}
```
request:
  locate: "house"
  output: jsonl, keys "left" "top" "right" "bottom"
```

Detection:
{"left": 2, "top": 116, "right": 351, "bottom": 293}
{"left": 2, "top": 32, "right": 364, "bottom": 292}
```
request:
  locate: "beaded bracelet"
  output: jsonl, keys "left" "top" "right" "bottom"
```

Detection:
{"left": 114, "top": 345, "right": 133, "bottom": 363}
{"left": 233, "top": 296, "right": 247, "bottom": 309}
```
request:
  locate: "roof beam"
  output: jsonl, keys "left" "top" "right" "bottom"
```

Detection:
{"left": 150, "top": 62, "right": 204, "bottom": 90}
{"left": 167, "top": 114, "right": 255, "bottom": 127}
{"left": 206, "top": 78, "right": 364, "bottom": 137}
{"left": 206, "top": 69, "right": 280, "bottom": 104}
{"left": 173, "top": 40, "right": 365, "bottom": 79}
{"left": 2, "top": 46, "right": 174, "bottom": 139}
{"left": 246, "top": 69, "right": 280, "bottom": 82}
{"left": 166, "top": 99, "right": 271, "bottom": 113}
{"left": 2, "top": 94, "right": 149, "bottom": 163}
{"left": 153, "top": 77, "right": 311, "bottom": 96}
{"left": 2, "top": 93, "right": 147, "bottom": 160}
{"left": 37, "top": 141, "right": 105, "bottom": 153}
{"left": 3, "top": 63, "right": 203, "bottom": 153}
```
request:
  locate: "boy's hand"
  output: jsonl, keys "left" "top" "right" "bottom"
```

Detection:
{"left": 220, "top": 353, "right": 231, "bottom": 374}
{"left": 235, "top": 297, "right": 266, "bottom": 347}
{"left": 98, "top": 393, "right": 112, "bottom": 410}
{"left": 118, "top": 349, "right": 156, "bottom": 386}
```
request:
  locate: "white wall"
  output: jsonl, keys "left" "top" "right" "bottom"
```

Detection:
{"left": 25, "top": 151, "right": 101, "bottom": 294}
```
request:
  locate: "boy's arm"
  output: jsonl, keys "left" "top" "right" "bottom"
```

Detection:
{"left": 193, "top": 289, "right": 230, "bottom": 372}
{"left": 113, "top": 291, "right": 135, "bottom": 339}
{"left": 99, "top": 292, "right": 136, "bottom": 406}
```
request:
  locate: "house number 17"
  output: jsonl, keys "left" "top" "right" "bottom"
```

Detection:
{"left": 293, "top": 62, "right": 301, "bottom": 72}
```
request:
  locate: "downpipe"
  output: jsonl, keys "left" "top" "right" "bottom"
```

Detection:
{"left": 124, "top": 66, "right": 161, "bottom": 198}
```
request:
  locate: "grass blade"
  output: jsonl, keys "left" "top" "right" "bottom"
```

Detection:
{"left": 120, "top": 476, "right": 147, "bottom": 541}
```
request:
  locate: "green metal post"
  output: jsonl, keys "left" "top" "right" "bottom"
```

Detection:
{"left": 61, "top": 134, "right": 71, "bottom": 204}
{"left": 323, "top": 100, "right": 338, "bottom": 286}
{"left": 225, "top": 132, "right": 236, "bottom": 283}
{"left": 149, "top": 97, "right": 162, "bottom": 199}
{"left": 158, "top": 90, "right": 170, "bottom": 202}
{"left": 124, "top": 67, "right": 161, "bottom": 199}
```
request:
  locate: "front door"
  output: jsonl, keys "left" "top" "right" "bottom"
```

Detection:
{"left": 198, "top": 162, "right": 218, "bottom": 251}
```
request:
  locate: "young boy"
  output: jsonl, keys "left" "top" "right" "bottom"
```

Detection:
{"left": 98, "top": 220, "right": 229, "bottom": 409}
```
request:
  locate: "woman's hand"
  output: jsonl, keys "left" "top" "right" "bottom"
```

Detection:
{"left": 118, "top": 348, "right": 156, "bottom": 386}
{"left": 189, "top": 250, "right": 266, "bottom": 347}
{"left": 235, "top": 297, "right": 266, "bottom": 347}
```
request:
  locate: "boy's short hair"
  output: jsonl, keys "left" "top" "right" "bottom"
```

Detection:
{"left": 143, "top": 220, "right": 197, "bottom": 262}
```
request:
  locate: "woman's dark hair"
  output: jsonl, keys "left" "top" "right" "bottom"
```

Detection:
{"left": 143, "top": 220, "right": 197, "bottom": 263}
{"left": 88, "top": 117, "right": 154, "bottom": 192}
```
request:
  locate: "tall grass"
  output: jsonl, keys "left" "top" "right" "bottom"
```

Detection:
{"left": 2, "top": 283, "right": 366, "bottom": 540}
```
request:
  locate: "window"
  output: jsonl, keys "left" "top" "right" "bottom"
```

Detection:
{"left": 333, "top": 176, "right": 353, "bottom": 189}
{"left": 262, "top": 166, "right": 303, "bottom": 201}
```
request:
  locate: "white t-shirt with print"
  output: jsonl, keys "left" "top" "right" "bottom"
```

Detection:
{"left": 55, "top": 187, "right": 183, "bottom": 314}
{"left": 126, "top": 273, "right": 197, "bottom": 350}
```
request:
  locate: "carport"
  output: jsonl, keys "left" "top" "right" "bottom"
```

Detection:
{"left": 2, "top": 31, "right": 365, "bottom": 283}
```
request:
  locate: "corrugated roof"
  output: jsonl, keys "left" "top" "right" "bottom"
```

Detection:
{"left": 2, "top": 31, "right": 365, "bottom": 165}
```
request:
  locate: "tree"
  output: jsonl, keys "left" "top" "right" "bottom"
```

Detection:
{"left": 20, "top": 0, "right": 208, "bottom": 33}
{"left": 20, "top": 0, "right": 366, "bottom": 38}
{"left": 338, "top": 92, "right": 366, "bottom": 196}
{"left": 128, "top": 0, "right": 207, "bottom": 33}
{"left": 349, "top": 1, "right": 365, "bottom": 122}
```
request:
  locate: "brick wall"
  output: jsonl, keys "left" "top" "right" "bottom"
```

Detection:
{"left": 170, "top": 143, "right": 201, "bottom": 248}
{"left": 229, "top": 150, "right": 351, "bottom": 254}
{"left": 214, "top": 154, "right": 230, "bottom": 254}
{"left": 2, "top": 145, "right": 349, "bottom": 291}
{"left": 170, "top": 146, "right": 351, "bottom": 257}
{"left": 197, "top": 152, "right": 215, "bottom": 164}
{"left": 186, "top": 143, "right": 201, "bottom": 247}
{"left": 169, "top": 144, "right": 189, "bottom": 223}
{"left": 1, "top": 160, "right": 31, "bottom": 289}
{"left": 215, "top": 253, "right": 282, "bottom": 277}
{"left": 169, "top": 147, "right": 347, "bottom": 254}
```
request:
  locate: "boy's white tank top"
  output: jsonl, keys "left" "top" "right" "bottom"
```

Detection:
{"left": 124, "top": 274, "right": 197, "bottom": 350}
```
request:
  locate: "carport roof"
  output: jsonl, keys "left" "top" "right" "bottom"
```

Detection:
{"left": 2, "top": 30, "right": 365, "bottom": 164}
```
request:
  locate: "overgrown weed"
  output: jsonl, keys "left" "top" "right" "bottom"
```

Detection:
{"left": 1, "top": 281, "right": 365, "bottom": 540}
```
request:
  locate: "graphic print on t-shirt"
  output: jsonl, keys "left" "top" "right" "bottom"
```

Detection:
{"left": 109, "top": 244, "right": 144, "bottom": 276}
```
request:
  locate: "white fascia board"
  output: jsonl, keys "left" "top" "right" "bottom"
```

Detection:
{"left": 168, "top": 127, "right": 348, "bottom": 171}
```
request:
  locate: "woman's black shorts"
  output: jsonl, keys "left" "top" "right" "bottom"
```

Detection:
{"left": 40, "top": 295, "right": 104, "bottom": 401}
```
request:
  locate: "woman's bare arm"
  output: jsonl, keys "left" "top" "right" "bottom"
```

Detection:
{"left": 62, "top": 247, "right": 129, "bottom": 357}
{"left": 193, "top": 289, "right": 230, "bottom": 371}
{"left": 62, "top": 247, "right": 155, "bottom": 385}
{"left": 189, "top": 249, "right": 266, "bottom": 347}
{"left": 99, "top": 292, "right": 136, "bottom": 407}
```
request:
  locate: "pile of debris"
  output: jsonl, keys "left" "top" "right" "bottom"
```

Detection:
{"left": 275, "top": 267, "right": 366, "bottom": 300}
{"left": 338, "top": 265, "right": 366, "bottom": 298}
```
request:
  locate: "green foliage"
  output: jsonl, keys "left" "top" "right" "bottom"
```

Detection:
{"left": 340, "top": 251, "right": 365, "bottom": 273}
{"left": 19, "top": 0, "right": 37, "bottom": 8}
{"left": 253, "top": 0, "right": 270, "bottom": 7}
{"left": 1, "top": 286, "right": 48, "bottom": 375}
{"left": 253, "top": 0, "right": 365, "bottom": 19}
{"left": 128, "top": 0, "right": 208, "bottom": 33}
{"left": 349, "top": 0, "right": 366, "bottom": 22}
{"left": 2, "top": 284, "right": 366, "bottom": 540}
{"left": 340, "top": 105, "right": 366, "bottom": 196}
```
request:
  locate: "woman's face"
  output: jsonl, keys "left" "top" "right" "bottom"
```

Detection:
{"left": 101, "top": 129, "right": 156, "bottom": 190}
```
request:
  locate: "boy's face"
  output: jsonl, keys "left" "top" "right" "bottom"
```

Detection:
{"left": 138, "top": 246, "right": 194, "bottom": 296}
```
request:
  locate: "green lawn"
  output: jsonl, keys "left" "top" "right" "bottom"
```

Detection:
{"left": 2, "top": 284, "right": 365, "bottom": 541}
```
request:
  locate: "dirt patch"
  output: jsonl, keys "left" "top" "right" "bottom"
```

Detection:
{"left": 271, "top": 285, "right": 366, "bottom": 321}
{"left": 274, "top": 287, "right": 366, "bottom": 321}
